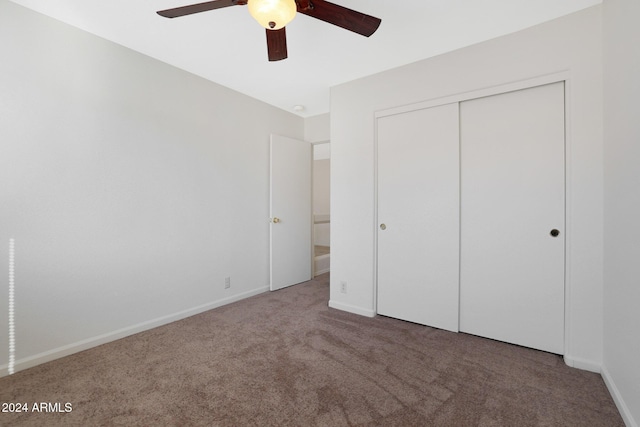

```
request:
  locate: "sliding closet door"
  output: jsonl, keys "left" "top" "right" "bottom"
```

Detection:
{"left": 377, "top": 103, "right": 459, "bottom": 332}
{"left": 459, "top": 82, "right": 565, "bottom": 354}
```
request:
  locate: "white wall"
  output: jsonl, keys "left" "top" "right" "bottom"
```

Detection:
{"left": 0, "top": 1, "right": 303, "bottom": 375}
{"left": 603, "top": 0, "right": 640, "bottom": 425}
{"left": 330, "top": 6, "right": 603, "bottom": 369}
{"left": 313, "top": 159, "right": 331, "bottom": 216}
{"left": 305, "top": 113, "right": 330, "bottom": 143}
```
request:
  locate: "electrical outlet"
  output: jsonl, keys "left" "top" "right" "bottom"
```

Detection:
{"left": 340, "top": 281, "right": 347, "bottom": 294}
{"left": 225, "top": 277, "right": 231, "bottom": 289}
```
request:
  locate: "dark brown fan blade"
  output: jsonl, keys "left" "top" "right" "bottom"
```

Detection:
{"left": 296, "top": 0, "right": 381, "bottom": 37}
{"left": 266, "top": 28, "right": 288, "bottom": 61}
{"left": 157, "top": 0, "right": 246, "bottom": 18}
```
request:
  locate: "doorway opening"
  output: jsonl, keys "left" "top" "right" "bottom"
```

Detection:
{"left": 313, "top": 142, "right": 330, "bottom": 276}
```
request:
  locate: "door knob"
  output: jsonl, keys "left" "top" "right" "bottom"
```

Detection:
{"left": 550, "top": 229, "right": 560, "bottom": 237}
{"left": 380, "top": 223, "right": 386, "bottom": 230}
{"left": 272, "top": 217, "right": 281, "bottom": 224}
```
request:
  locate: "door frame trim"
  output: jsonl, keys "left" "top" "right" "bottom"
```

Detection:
{"left": 373, "top": 71, "right": 572, "bottom": 356}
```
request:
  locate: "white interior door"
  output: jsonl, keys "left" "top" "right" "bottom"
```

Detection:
{"left": 270, "top": 134, "right": 312, "bottom": 291}
{"left": 459, "top": 82, "right": 565, "bottom": 354}
{"left": 377, "top": 103, "right": 460, "bottom": 332}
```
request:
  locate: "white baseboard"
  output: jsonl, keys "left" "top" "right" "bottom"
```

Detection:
{"left": 328, "top": 300, "right": 376, "bottom": 318}
{"left": 602, "top": 365, "right": 638, "bottom": 427}
{"left": 563, "top": 354, "right": 602, "bottom": 373}
{"left": 314, "top": 254, "right": 330, "bottom": 277}
{"left": 314, "top": 267, "right": 330, "bottom": 276}
{"left": 0, "top": 286, "right": 269, "bottom": 378}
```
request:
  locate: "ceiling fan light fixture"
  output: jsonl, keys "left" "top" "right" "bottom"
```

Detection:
{"left": 248, "top": 0, "right": 297, "bottom": 30}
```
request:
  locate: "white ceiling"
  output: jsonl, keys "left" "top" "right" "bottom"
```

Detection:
{"left": 9, "top": 0, "right": 600, "bottom": 117}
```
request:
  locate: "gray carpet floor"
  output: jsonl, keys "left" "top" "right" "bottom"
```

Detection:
{"left": 0, "top": 273, "right": 623, "bottom": 426}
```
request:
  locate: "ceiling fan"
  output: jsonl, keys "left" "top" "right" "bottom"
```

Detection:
{"left": 157, "top": 0, "right": 381, "bottom": 61}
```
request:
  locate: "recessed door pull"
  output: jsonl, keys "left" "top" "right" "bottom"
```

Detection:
{"left": 550, "top": 229, "right": 560, "bottom": 237}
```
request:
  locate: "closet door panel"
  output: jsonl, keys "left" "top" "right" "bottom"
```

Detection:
{"left": 459, "top": 82, "right": 565, "bottom": 354}
{"left": 377, "top": 103, "right": 459, "bottom": 332}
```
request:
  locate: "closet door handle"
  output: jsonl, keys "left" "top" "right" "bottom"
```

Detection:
{"left": 380, "top": 223, "right": 387, "bottom": 230}
{"left": 550, "top": 229, "right": 560, "bottom": 237}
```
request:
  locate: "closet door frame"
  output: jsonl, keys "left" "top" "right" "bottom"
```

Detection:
{"left": 373, "top": 71, "right": 573, "bottom": 355}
